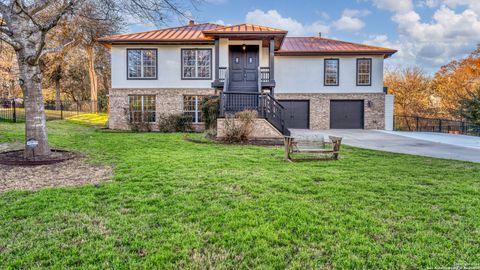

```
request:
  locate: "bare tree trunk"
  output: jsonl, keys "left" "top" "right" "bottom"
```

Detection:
{"left": 17, "top": 56, "right": 51, "bottom": 157}
{"left": 86, "top": 45, "right": 98, "bottom": 113}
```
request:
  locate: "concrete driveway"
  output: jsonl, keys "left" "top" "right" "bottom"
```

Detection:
{"left": 289, "top": 129, "right": 480, "bottom": 163}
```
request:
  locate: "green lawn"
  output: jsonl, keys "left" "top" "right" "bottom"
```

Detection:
{"left": 0, "top": 119, "right": 479, "bottom": 269}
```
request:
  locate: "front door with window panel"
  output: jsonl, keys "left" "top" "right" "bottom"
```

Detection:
{"left": 229, "top": 45, "right": 259, "bottom": 92}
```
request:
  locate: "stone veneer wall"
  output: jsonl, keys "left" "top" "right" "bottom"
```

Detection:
{"left": 216, "top": 118, "right": 284, "bottom": 140}
{"left": 108, "top": 88, "right": 217, "bottom": 130}
{"left": 275, "top": 93, "right": 386, "bottom": 130}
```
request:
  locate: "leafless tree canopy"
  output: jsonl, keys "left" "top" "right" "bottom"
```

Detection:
{"left": 0, "top": 0, "right": 200, "bottom": 157}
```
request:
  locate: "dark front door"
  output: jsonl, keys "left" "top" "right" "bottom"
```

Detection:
{"left": 330, "top": 100, "right": 364, "bottom": 129}
{"left": 279, "top": 100, "right": 310, "bottom": 129}
{"left": 229, "top": 45, "right": 259, "bottom": 92}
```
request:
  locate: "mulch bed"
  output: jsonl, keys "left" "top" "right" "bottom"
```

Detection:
{"left": 0, "top": 149, "right": 77, "bottom": 166}
{"left": 0, "top": 158, "right": 113, "bottom": 192}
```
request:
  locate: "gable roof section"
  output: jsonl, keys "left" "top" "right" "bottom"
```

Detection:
{"left": 97, "top": 23, "right": 222, "bottom": 44}
{"left": 98, "top": 22, "right": 396, "bottom": 57}
{"left": 202, "top": 24, "right": 287, "bottom": 35}
{"left": 277, "top": 37, "right": 397, "bottom": 58}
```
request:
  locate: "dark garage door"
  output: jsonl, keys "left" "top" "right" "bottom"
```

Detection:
{"left": 279, "top": 100, "right": 309, "bottom": 129}
{"left": 330, "top": 100, "right": 364, "bottom": 129}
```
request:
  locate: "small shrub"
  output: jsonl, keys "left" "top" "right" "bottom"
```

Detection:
{"left": 158, "top": 113, "right": 193, "bottom": 132}
{"left": 204, "top": 128, "right": 217, "bottom": 140}
{"left": 129, "top": 121, "right": 153, "bottom": 132}
{"left": 201, "top": 96, "right": 220, "bottom": 129}
{"left": 124, "top": 108, "right": 152, "bottom": 132}
{"left": 223, "top": 110, "right": 257, "bottom": 142}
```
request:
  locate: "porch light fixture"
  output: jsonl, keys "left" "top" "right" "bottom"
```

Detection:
{"left": 367, "top": 100, "right": 373, "bottom": 108}
{"left": 242, "top": 44, "right": 246, "bottom": 50}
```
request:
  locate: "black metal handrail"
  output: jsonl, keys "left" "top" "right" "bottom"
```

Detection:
{"left": 219, "top": 91, "right": 288, "bottom": 135}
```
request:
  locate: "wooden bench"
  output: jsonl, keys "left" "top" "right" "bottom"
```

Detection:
{"left": 284, "top": 136, "right": 343, "bottom": 161}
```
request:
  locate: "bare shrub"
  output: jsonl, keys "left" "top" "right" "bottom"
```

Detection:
{"left": 158, "top": 113, "right": 193, "bottom": 132}
{"left": 223, "top": 110, "right": 257, "bottom": 142}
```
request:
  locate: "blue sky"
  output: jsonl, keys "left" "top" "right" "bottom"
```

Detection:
{"left": 128, "top": 0, "right": 480, "bottom": 74}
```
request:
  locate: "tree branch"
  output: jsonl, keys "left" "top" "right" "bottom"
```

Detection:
{"left": 41, "top": 39, "right": 76, "bottom": 57}
{"left": 0, "top": 2, "right": 8, "bottom": 13}
{"left": 28, "top": 0, "right": 52, "bottom": 15}
{"left": 0, "top": 31, "right": 21, "bottom": 49}
{"left": 14, "top": 0, "right": 42, "bottom": 29}
{"left": 0, "top": 25, "right": 13, "bottom": 36}
{"left": 41, "top": 0, "right": 77, "bottom": 31}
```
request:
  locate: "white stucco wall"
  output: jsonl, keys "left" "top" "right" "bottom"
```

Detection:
{"left": 274, "top": 56, "right": 385, "bottom": 93}
{"left": 111, "top": 43, "right": 386, "bottom": 93}
{"left": 385, "top": 94, "right": 394, "bottom": 131}
{"left": 111, "top": 44, "right": 215, "bottom": 89}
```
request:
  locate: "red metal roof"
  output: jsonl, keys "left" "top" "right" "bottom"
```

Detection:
{"left": 97, "top": 23, "right": 222, "bottom": 43}
{"left": 277, "top": 37, "right": 397, "bottom": 57}
{"left": 98, "top": 22, "right": 396, "bottom": 56}
{"left": 203, "top": 24, "right": 287, "bottom": 35}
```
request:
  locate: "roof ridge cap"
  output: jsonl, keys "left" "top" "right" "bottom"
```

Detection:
{"left": 203, "top": 23, "right": 287, "bottom": 32}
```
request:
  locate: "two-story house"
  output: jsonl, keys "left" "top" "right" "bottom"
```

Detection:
{"left": 98, "top": 21, "right": 396, "bottom": 136}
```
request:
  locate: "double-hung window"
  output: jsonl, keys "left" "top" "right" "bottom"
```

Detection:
{"left": 183, "top": 95, "right": 205, "bottom": 123}
{"left": 357, "top": 58, "right": 372, "bottom": 86}
{"left": 324, "top": 59, "right": 339, "bottom": 86}
{"left": 129, "top": 95, "right": 156, "bottom": 123}
{"left": 127, "top": 49, "right": 157, "bottom": 79}
{"left": 182, "top": 49, "right": 212, "bottom": 79}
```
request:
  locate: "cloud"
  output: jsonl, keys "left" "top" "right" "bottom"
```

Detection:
{"left": 245, "top": 9, "right": 330, "bottom": 36}
{"left": 418, "top": 0, "right": 440, "bottom": 8}
{"left": 334, "top": 17, "right": 365, "bottom": 31}
{"left": 342, "top": 9, "right": 371, "bottom": 17}
{"left": 212, "top": 20, "right": 226, "bottom": 25}
{"left": 372, "top": 0, "right": 413, "bottom": 13}
{"left": 316, "top": 10, "right": 331, "bottom": 20}
{"left": 333, "top": 9, "right": 370, "bottom": 31}
{"left": 443, "top": 0, "right": 480, "bottom": 13}
{"left": 368, "top": 0, "right": 480, "bottom": 72}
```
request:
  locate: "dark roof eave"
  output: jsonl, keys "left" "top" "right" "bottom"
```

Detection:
{"left": 275, "top": 51, "right": 397, "bottom": 58}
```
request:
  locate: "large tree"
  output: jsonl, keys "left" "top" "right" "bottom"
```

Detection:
{"left": 385, "top": 67, "right": 437, "bottom": 118}
{"left": 0, "top": 0, "right": 80, "bottom": 157}
{"left": 432, "top": 46, "right": 480, "bottom": 118}
{"left": 75, "top": 1, "right": 122, "bottom": 113}
{"left": 0, "top": 0, "right": 196, "bottom": 158}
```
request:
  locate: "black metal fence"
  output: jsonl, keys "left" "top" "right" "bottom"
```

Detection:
{"left": 394, "top": 115, "right": 480, "bottom": 136}
{"left": 0, "top": 99, "right": 107, "bottom": 123}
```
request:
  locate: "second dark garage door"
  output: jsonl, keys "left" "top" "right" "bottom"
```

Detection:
{"left": 330, "top": 100, "right": 364, "bottom": 129}
{"left": 279, "top": 100, "right": 309, "bottom": 129}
